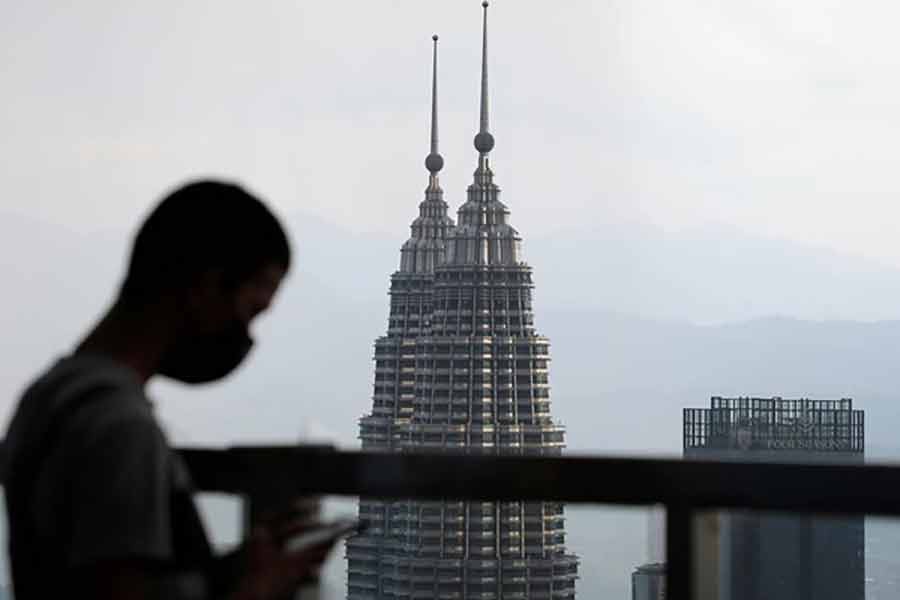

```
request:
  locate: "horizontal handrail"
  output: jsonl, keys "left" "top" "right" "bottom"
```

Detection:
{"left": 181, "top": 446, "right": 900, "bottom": 516}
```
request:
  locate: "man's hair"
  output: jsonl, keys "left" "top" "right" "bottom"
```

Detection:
{"left": 120, "top": 180, "right": 291, "bottom": 303}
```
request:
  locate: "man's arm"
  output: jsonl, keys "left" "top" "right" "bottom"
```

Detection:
{"left": 68, "top": 535, "right": 337, "bottom": 600}
{"left": 70, "top": 560, "right": 160, "bottom": 600}
{"left": 66, "top": 410, "right": 175, "bottom": 571}
{"left": 65, "top": 409, "right": 338, "bottom": 599}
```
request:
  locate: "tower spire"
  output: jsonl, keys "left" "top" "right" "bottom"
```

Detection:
{"left": 425, "top": 34, "right": 444, "bottom": 189}
{"left": 473, "top": 1, "right": 495, "bottom": 163}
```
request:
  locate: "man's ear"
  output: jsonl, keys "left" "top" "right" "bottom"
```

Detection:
{"left": 184, "top": 268, "right": 229, "bottom": 320}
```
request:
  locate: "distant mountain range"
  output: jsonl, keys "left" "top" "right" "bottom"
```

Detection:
{"left": 279, "top": 210, "right": 900, "bottom": 322}
{"left": 4, "top": 207, "right": 900, "bottom": 448}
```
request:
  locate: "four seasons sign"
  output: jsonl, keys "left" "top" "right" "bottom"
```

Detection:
{"left": 732, "top": 415, "right": 851, "bottom": 451}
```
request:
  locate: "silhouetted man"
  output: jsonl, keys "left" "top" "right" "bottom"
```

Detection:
{"left": 3, "top": 180, "right": 335, "bottom": 599}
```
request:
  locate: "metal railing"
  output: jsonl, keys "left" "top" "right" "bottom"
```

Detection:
{"left": 181, "top": 446, "right": 900, "bottom": 599}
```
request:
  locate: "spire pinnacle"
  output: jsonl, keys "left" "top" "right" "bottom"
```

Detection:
{"left": 473, "top": 1, "right": 494, "bottom": 155}
{"left": 425, "top": 34, "right": 444, "bottom": 181}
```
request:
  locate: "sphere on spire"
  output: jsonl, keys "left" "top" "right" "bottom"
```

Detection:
{"left": 426, "top": 152, "right": 444, "bottom": 173}
{"left": 474, "top": 131, "right": 494, "bottom": 153}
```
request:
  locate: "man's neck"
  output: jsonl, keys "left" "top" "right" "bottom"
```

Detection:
{"left": 75, "top": 299, "right": 173, "bottom": 385}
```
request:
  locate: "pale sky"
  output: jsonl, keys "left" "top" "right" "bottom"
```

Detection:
{"left": 4, "top": 7, "right": 900, "bottom": 589}
{"left": 4, "top": 1, "right": 900, "bottom": 267}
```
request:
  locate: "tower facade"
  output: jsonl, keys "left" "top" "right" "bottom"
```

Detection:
{"left": 347, "top": 5, "right": 578, "bottom": 599}
{"left": 356, "top": 33, "right": 453, "bottom": 454}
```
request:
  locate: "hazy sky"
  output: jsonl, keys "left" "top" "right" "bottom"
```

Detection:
{"left": 4, "top": 1, "right": 900, "bottom": 267}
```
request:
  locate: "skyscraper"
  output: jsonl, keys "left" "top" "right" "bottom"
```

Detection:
{"left": 346, "top": 4, "right": 578, "bottom": 598}
{"left": 684, "top": 397, "right": 865, "bottom": 600}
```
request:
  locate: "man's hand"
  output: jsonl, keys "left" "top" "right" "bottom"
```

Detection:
{"left": 229, "top": 524, "right": 338, "bottom": 600}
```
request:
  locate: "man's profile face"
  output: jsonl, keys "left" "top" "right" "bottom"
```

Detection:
{"left": 232, "top": 264, "right": 286, "bottom": 328}
{"left": 184, "top": 263, "right": 286, "bottom": 336}
{"left": 158, "top": 263, "right": 287, "bottom": 384}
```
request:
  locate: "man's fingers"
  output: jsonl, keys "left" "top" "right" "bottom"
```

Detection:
{"left": 272, "top": 518, "right": 320, "bottom": 544}
{"left": 274, "top": 517, "right": 355, "bottom": 547}
{"left": 255, "top": 498, "right": 319, "bottom": 531}
{"left": 285, "top": 539, "right": 336, "bottom": 567}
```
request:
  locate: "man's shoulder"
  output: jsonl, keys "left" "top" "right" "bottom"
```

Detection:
{"left": 21, "top": 354, "right": 145, "bottom": 404}
{"left": 5, "top": 354, "right": 159, "bottom": 469}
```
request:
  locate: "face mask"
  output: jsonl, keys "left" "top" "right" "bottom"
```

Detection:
{"left": 158, "top": 320, "right": 254, "bottom": 384}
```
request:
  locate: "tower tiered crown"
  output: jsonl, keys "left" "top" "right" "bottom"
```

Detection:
{"left": 399, "top": 34, "right": 454, "bottom": 278}
{"left": 444, "top": 1, "right": 522, "bottom": 269}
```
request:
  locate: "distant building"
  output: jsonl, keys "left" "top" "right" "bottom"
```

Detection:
{"left": 632, "top": 563, "right": 666, "bottom": 600}
{"left": 684, "top": 397, "right": 865, "bottom": 600}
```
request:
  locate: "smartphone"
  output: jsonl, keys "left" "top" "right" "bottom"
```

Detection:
{"left": 285, "top": 518, "right": 368, "bottom": 552}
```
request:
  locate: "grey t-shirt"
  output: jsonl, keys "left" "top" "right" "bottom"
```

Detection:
{"left": 3, "top": 355, "right": 212, "bottom": 598}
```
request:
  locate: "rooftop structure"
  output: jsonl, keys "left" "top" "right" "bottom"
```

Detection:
{"left": 684, "top": 397, "right": 864, "bottom": 600}
{"left": 685, "top": 396, "right": 864, "bottom": 456}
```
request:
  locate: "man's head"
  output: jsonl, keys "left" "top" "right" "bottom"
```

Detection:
{"left": 120, "top": 180, "right": 291, "bottom": 384}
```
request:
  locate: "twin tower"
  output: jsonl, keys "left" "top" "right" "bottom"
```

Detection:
{"left": 346, "top": 4, "right": 579, "bottom": 599}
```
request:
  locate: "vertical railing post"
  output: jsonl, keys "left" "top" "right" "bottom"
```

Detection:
{"left": 667, "top": 504, "right": 694, "bottom": 600}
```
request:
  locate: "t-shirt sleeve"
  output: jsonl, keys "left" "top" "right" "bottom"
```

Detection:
{"left": 66, "top": 408, "right": 174, "bottom": 568}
